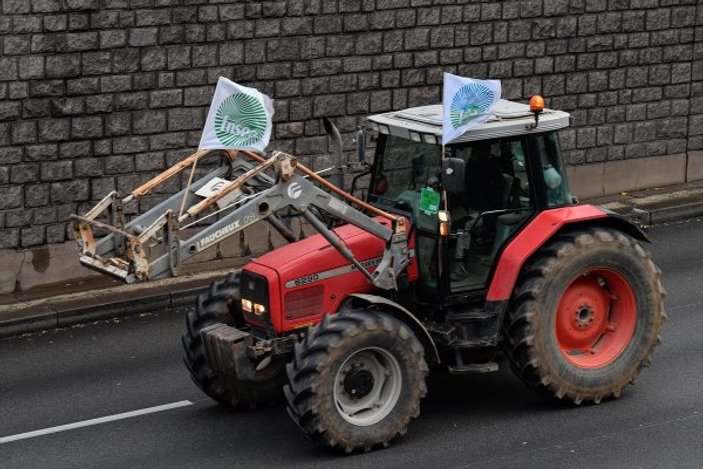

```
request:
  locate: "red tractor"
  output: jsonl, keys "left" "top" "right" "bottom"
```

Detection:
{"left": 72, "top": 98, "right": 665, "bottom": 453}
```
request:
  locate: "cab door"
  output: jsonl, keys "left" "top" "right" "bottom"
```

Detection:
{"left": 445, "top": 137, "right": 537, "bottom": 293}
{"left": 367, "top": 134, "right": 443, "bottom": 295}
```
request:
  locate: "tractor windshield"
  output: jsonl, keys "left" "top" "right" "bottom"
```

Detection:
{"left": 369, "top": 135, "right": 441, "bottom": 223}
{"left": 368, "top": 135, "right": 443, "bottom": 292}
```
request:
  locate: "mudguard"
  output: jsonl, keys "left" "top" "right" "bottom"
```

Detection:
{"left": 487, "top": 205, "right": 646, "bottom": 302}
{"left": 347, "top": 293, "right": 440, "bottom": 364}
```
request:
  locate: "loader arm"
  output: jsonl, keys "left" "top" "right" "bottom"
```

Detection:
{"left": 71, "top": 151, "right": 409, "bottom": 290}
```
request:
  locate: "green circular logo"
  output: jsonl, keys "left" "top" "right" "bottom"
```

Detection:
{"left": 214, "top": 93, "right": 268, "bottom": 147}
{"left": 450, "top": 82, "right": 495, "bottom": 129}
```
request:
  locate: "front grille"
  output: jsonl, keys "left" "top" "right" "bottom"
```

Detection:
{"left": 285, "top": 285, "right": 325, "bottom": 320}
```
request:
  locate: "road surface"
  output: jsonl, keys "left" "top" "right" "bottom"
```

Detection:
{"left": 1, "top": 219, "right": 701, "bottom": 468}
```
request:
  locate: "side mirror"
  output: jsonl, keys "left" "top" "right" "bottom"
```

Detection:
{"left": 356, "top": 127, "right": 367, "bottom": 163}
{"left": 441, "top": 157, "right": 465, "bottom": 193}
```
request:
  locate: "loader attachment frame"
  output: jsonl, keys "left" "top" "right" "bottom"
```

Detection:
{"left": 71, "top": 149, "right": 408, "bottom": 290}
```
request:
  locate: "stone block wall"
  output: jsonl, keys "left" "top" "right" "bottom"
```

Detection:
{"left": 0, "top": 0, "right": 701, "bottom": 289}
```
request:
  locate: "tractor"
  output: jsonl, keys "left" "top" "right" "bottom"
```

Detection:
{"left": 71, "top": 97, "right": 665, "bottom": 453}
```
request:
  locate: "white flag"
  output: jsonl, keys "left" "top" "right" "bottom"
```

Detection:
{"left": 199, "top": 77, "right": 274, "bottom": 153}
{"left": 442, "top": 73, "right": 501, "bottom": 145}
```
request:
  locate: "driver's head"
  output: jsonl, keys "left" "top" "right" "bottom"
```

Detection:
{"left": 471, "top": 142, "right": 491, "bottom": 161}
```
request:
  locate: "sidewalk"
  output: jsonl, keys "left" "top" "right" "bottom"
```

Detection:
{"left": 0, "top": 258, "right": 251, "bottom": 338}
{"left": 586, "top": 179, "right": 703, "bottom": 225}
{"left": 2, "top": 180, "right": 703, "bottom": 338}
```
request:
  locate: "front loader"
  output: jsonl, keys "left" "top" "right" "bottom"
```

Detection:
{"left": 72, "top": 97, "right": 665, "bottom": 453}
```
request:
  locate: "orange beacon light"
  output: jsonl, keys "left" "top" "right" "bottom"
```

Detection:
{"left": 529, "top": 95, "right": 545, "bottom": 128}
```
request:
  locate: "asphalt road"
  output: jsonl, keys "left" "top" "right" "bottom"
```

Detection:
{"left": 1, "top": 219, "right": 702, "bottom": 469}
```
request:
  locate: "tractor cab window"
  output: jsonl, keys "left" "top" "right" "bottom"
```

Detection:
{"left": 446, "top": 138, "right": 535, "bottom": 292}
{"left": 368, "top": 134, "right": 442, "bottom": 214}
{"left": 537, "top": 132, "right": 572, "bottom": 207}
{"left": 369, "top": 134, "right": 442, "bottom": 291}
{"left": 369, "top": 135, "right": 441, "bottom": 229}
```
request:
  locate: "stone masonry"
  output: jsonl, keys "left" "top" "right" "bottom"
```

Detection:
{"left": 0, "top": 0, "right": 701, "bottom": 291}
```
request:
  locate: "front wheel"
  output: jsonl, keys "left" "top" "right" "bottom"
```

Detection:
{"left": 181, "top": 272, "right": 284, "bottom": 408}
{"left": 284, "top": 310, "right": 428, "bottom": 453}
{"left": 504, "top": 228, "right": 666, "bottom": 404}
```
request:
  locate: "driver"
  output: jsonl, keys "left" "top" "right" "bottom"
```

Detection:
{"left": 464, "top": 143, "right": 506, "bottom": 213}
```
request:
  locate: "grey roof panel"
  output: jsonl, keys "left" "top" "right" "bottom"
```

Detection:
{"left": 367, "top": 100, "right": 571, "bottom": 144}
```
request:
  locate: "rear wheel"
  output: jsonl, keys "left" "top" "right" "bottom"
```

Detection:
{"left": 504, "top": 228, "right": 666, "bottom": 404}
{"left": 181, "top": 272, "right": 284, "bottom": 408}
{"left": 284, "top": 310, "right": 428, "bottom": 453}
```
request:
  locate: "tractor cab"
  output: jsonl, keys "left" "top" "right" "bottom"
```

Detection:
{"left": 364, "top": 100, "right": 573, "bottom": 298}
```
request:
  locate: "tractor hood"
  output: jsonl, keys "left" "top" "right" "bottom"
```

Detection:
{"left": 249, "top": 217, "right": 395, "bottom": 279}
{"left": 243, "top": 216, "right": 418, "bottom": 333}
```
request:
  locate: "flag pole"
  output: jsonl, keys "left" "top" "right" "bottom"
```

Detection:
{"left": 441, "top": 143, "right": 448, "bottom": 211}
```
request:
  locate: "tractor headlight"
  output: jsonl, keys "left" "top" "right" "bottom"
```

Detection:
{"left": 242, "top": 298, "right": 266, "bottom": 316}
{"left": 240, "top": 271, "right": 271, "bottom": 324}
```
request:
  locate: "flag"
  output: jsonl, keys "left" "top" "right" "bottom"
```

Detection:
{"left": 199, "top": 77, "right": 274, "bottom": 153}
{"left": 442, "top": 73, "right": 501, "bottom": 145}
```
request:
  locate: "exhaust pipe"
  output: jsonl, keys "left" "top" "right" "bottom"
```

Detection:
{"left": 322, "top": 117, "right": 344, "bottom": 190}
{"left": 356, "top": 126, "right": 367, "bottom": 163}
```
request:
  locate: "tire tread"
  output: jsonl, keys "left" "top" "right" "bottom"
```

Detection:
{"left": 284, "top": 310, "right": 428, "bottom": 452}
{"left": 503, "top": 227, "right": 666, "bottom": 404}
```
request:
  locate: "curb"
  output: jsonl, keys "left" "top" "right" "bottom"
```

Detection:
{"left": 628, "top": 201, "right": 703, "bottom": 226}
{"left": 0, "top": 268, "right": 237, "bottom": 339}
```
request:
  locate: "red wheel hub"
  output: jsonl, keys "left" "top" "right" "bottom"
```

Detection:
{"left": 555, "top": 269, "right": 637, "bottom": 368}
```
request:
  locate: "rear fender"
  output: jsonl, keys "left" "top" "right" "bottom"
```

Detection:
{"left": 346, "top": 293, "right": 440, "bottom": 364}
{"left": 487, "top": 205, "right": 616, "bottom": 302}
{"left": 560, "top": 211, "right": 649, "bottom": 243}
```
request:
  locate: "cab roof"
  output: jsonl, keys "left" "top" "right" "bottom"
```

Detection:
{"left": 366, "top": 99, "right": 571, "bottom": 145}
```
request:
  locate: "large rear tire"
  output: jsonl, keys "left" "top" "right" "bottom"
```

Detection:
{"left": 504, "top": 228, "right": 666, "bottom": 404}
{"left": 181, "top": 272, "right": 284, "bottom": 408}
{"left": 284, "top": 310, "right": 428, "bottom": 453}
